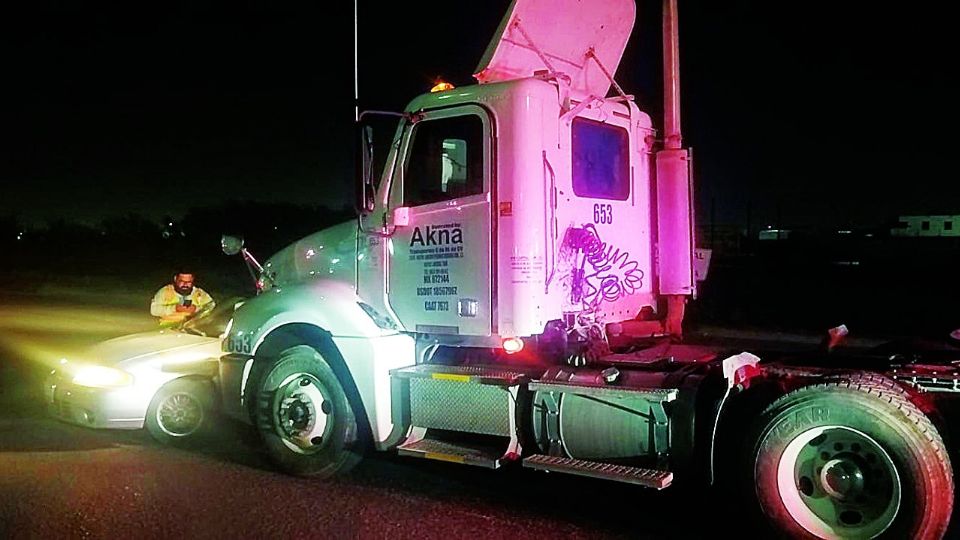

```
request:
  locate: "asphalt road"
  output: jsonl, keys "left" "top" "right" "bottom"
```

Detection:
{"left": 1, "top": 294, "right": 956, "bottom": 539}
{"left": 2, "top": 417, "right": 693, "bottom": 539}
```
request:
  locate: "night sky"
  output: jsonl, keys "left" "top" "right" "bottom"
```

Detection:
{"left": 3, "top": 2, "right": 955, "bottom": 229}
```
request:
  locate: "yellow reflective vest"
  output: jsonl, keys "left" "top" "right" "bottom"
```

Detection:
{"left": 150, "top": 285, "right": 215, "bottom": 326}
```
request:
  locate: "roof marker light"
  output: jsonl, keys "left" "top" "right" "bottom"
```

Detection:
{"left": 430, "top": 81, "right": 455, "bottom": 93}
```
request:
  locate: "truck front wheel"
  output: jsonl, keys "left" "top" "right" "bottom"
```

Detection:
{"left": 254, "top": 345, "right": 362, "bottom": 477}
{"left": 751, "top": 375, "right": 953, "bottom": 539}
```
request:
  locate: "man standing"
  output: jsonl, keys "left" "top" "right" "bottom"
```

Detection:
{"left": 151, "top": 271, "right": 215, "bottom": 326}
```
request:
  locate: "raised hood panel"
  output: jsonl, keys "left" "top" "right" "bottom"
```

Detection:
{"left": 474, "top": 0, "right": 636, "bottom": 98}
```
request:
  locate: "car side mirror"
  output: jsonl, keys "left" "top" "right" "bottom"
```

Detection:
{"left": 221, "top": 235, "right": 244, "bottom": 256}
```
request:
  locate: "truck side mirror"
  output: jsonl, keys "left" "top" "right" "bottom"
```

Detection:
{"left": 355, "top": 124, "right": 376, "bottom": 215}
{"left": 221, "top": 235, "right": 244, "bottom": 256}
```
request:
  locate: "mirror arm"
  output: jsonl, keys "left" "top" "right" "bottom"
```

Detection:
{"left": 241, "top": 248, "right": 265, "bottom": 275}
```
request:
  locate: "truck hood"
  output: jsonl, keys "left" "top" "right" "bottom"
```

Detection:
{"left": 263, "top": 220, "right": 358, "bottom": 289}
{"left": 86, "top": 329, "right": 220, "bottom": 368}
{"left": 474, "top": 0, "right": 636, "bottom": 98}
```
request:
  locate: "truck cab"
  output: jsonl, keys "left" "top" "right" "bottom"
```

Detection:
{"left": 218, "top": 1, "right": 955, "bottom": 538}
{"left": 358, "top": 77, "right": 663, "bottom": 344}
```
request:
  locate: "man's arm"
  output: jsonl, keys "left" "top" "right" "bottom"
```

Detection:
{"left": 194, "top": 288, "right": 215, "bottom": 312}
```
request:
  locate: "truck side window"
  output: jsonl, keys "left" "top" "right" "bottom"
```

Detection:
{"left": 571, "top": 117, "right": 630, "bottom": 201}
{"left": 404, "top": 115, "right": 484, "bottom": 206}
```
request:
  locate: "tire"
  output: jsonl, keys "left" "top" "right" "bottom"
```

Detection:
{"left": 750, "top": 374, "right": 954, "bottom": 539}
{"left": 254, "top": 345, "right": 362, "bottom": 477}
{"left": 145, "top": 378, "right": 215, "bottom": 446}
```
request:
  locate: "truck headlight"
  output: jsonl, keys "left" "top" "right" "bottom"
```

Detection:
{"left": 72, "top": 366, "right": 134, "bottom": 388}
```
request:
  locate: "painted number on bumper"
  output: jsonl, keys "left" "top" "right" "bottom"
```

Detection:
{"left": 227, "top": 334, "right": 252, "bottom": 354}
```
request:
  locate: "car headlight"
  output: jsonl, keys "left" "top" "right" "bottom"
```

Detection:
{"left": 71, "top": 366, "right": 134, "bottom": 388}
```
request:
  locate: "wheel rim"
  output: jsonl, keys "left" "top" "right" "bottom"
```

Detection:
{"left": 156, "top": 391, "right": 204, "bottom": 437}
{"left": 272, "top": 372, "right": 333, "bottom": 455}
{"left": 775, "top": 425, "right": 901, "bottom": 539}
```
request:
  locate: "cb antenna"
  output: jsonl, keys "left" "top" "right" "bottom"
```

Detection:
{"left": 353, "top": 0, "right": 359, "bottom": 122}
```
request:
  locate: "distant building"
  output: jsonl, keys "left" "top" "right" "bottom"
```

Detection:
{"left": 890, "top": 215, "right": 960, "bottom": 237}
{"left": 695, "top": 224, "right": 745, "bottom": 255}
{"left": 758, "top": 228, "right": 791, "bottom": 241}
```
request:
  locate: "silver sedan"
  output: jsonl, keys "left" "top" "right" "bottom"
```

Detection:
{"left": 45, "top": 299, "right": 241, "bottom": 444}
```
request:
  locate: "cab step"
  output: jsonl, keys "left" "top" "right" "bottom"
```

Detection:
{"left": 397, "top": 437, "right": 509, "bottom": 469}
{"left": 523, "top": 454, "right": 673, "bottom": 489}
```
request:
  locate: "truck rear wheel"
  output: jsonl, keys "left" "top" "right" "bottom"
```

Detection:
{"left": 751, "top": 375, "right": 953, "bottom": 539}
{"left": 254, "top": 345, "right": 362, "bottom": 477}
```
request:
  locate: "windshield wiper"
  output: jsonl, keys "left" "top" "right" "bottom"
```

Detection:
{"left": 180, "top": 325, "right": 206, "bottom": 337}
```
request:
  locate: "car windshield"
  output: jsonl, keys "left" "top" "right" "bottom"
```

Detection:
{"left": 180, "top": 297, "right": 244, "bottom": 338}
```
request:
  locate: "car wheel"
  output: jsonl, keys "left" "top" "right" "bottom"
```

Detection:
{"left": 751, "top": 374, "right": 954, "bottom": 539}
{"left": 254, "top": 345, "right": 362, "bottom": 477}
{"left": 145, "top": 378, "right": 215, "bottom": 446}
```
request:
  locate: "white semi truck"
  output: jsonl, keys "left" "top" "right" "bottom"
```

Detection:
{"left": 218, "top": 1, "right": 957, "bottom": 537}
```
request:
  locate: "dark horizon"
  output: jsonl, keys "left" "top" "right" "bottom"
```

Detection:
{"left": 3, "top": 2, "right": 956, "bottom": 228}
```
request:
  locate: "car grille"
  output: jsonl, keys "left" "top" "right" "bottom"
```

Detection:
{"left": 52, "top": 394, "right": 74, "bottom": 419}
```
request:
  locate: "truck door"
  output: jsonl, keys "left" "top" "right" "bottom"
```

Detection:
{"left": 386, "top": 105, "right": 493, "bottom": 337}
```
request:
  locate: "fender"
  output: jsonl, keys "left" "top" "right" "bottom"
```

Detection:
{"left": 222, "top": 279, "right": 415, "bottom": 445}
{"left": 706, "top": 354, "right": 952, "bottom": 486}
{"left": 229, "top": 279, "right": 391, "bottom": 346}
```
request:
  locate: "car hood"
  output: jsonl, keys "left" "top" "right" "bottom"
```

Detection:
{"left": 87, "top": 329, "right": 220, "bottom": 368}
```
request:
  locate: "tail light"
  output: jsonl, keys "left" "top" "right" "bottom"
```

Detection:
{"left": 502, "top": 337, "right": 524, "bottom": 354}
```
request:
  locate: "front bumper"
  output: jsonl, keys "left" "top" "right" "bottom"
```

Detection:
{"left": 45, "top": 373, "right": 147, "bottom": 430}
{"left": 219, "top": 353, "right": 254, "bottom": 423}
